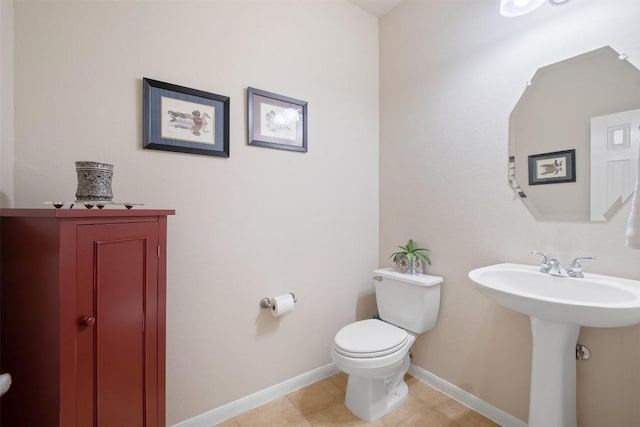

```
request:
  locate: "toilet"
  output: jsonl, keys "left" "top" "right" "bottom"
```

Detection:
{"left": 331, "top": 267, "right": 443, "bottom": 422}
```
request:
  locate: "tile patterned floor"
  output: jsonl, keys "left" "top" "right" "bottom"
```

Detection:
{"left": 214, "top": 373, "right": 500, "bottom": 427}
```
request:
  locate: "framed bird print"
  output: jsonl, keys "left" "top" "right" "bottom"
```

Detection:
{"left": 143, "top": 78, "right": 230, "bottom": 157}
{"left": 528, "top": 149, "right": 576, "bottom": 185}
{"left": 247, "top": 87, "right": 307, "bottom": 153}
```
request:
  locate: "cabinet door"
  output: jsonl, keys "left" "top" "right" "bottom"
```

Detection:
{"left": 76, "top": 222, "right": 159, "bottom": 426}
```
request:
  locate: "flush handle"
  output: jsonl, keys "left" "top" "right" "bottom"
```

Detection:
{"left": 373, "top": 276, "right": 383, "bottom": 281}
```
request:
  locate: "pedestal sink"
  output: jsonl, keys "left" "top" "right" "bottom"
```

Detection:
{"left": 468, "top": 263, "right": 640, "bottom": 427}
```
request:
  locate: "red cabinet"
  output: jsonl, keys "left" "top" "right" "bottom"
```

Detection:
{"left": 0, "top": 209, "right": 174, "bottom": 427}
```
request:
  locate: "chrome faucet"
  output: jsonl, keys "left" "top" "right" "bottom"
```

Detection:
{"left": 567, "top": 257, "right": 595, "bottom": 278}
{"left": 530, "top": 251, "right": 595, "bottom": 278}
{"left": 545, "top": 257, "right": 567, "bottom": 276}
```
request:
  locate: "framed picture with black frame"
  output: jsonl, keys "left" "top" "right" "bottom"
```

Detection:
{"left": 247, "top": 87, "right": 307, "bottom": 153}
{"left": 143, "top": 78, "right": 230, "bottom": 157}
{"left": 528, "top": 149, "right": 576, "bottom": 185}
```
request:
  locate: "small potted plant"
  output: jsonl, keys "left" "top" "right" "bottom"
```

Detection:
{"left": 390, "top": 238, "right": 431, "bottom": 275}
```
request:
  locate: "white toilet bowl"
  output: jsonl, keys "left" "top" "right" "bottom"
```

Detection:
{"left": 331, "top": 319, "right": 416, "bottom": 422}
{"left": 331, "top": 269, "right": 443, "bottom": 422}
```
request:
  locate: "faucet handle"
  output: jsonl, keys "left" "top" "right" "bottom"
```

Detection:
{"left": 570, "top": 256, "right": 595, "bottom": 268}
{"left": 530, "top": 251, "right": 549, "bottom": 262}
{"left": 568, "top": 256, "right": 595, "bottom": 278}
{"left": 530, "top": 251, "right": 550, "bottom": 273}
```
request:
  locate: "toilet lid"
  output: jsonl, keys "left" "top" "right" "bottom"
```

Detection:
{"left": 334, "top": 319, "right": 408, "bottom": 358}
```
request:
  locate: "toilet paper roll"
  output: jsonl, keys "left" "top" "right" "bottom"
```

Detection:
{"left": 271, "top": 294, "right": 295, "bottom": 317}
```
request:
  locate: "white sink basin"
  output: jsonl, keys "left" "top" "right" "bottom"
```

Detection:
{"left": 468, "top": 263, "right": 640, "bottom": 327}
{"left": 468, "top": 262, "right": 640, "bottom": 427}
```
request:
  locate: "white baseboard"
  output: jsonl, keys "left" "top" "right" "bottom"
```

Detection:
{"left": 408, "top": 364, "right": 528, "bottom": 427}
{"left": 171, "top": 363, "right": 340, "bottom": 427}
{"left": 172, "top": 362, "right": 526, "bottom": 427}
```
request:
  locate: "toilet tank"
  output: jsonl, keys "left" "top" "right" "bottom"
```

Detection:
{"left": 373, "top": 268, "right": 443, "bottom": 334}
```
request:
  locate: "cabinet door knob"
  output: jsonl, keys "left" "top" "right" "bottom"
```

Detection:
{"left": 80, "top": 316, "right": 95, "bottom": 327}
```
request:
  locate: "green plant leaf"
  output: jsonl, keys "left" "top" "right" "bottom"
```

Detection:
{"left": 391, "top": 252, "right": 406, "bottom": 263}
{"left": 415, "top": 252, "right": 432, "bottom": 265}
{"left": 391, "top": 239, "right": 432, "bottom": 266}
{"left": 406, "top": 239, "right": 416, "bottom": 252}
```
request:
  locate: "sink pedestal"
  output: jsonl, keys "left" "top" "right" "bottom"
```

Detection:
{"left": 529, "top": 317, "right": 580, "bottom": 427}
{"left": 469, "top": 263, "right": 640, "bottom": 427}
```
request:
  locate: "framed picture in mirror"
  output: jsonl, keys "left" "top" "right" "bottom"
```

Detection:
{"left": 528, "top": 149, "right": 576, "bottom": 185}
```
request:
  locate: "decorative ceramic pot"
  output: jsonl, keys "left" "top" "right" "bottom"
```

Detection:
{"left": 395, "top": 255, "right": 411, "bottom": 274}
{"left": 396, "top": 255, "right": 424, "bottom": 274}
{"left": 412, "top": 257, "right": 424, "bottom": 275}
{"left": 75, "top": 161, "right": 114, "bottom": 201}
{"left": 396, "top": 255, "right": 424, "bottom": 275}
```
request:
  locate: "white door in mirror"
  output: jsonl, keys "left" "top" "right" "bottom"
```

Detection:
{"left": 590, "top": 109, "right": 640, "bottom": 221}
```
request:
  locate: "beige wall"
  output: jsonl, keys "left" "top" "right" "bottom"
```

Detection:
{"left": 0, "top": 0, "right": 14, "bottom": 208}
{"left": 11, "top": 0, "right": 640, "bottom": 425}
{"left": 380, "top": 1, "right": 640, "bottom": 426}
{"left": 12, "top": 1, "right": 379, "bottom": 424}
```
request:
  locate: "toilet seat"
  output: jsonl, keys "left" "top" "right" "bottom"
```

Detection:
{"left": 334, "top": 319, "right": 408, "bottom": 358}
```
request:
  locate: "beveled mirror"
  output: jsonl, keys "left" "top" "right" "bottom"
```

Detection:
{"left": 509, "top": 46, "right": 640, "bottom": 221}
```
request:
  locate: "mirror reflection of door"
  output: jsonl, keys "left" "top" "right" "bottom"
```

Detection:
{"left": 590, "top": 109, "right": 640, "bottom": 221}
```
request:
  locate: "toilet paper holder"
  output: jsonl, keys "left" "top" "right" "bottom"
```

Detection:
{"left": 260, "top": 293, "right": 297, "bottom": 309}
